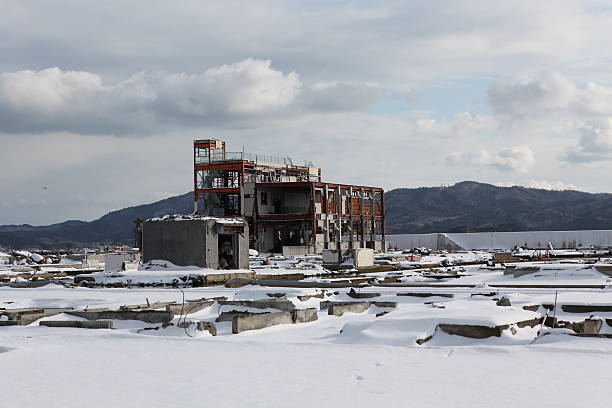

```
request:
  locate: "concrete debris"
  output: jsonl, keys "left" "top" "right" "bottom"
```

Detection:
{"left": 347, "top": 288, "right": 381, "bottom": 299}
{"left": 166, "top": 300, "right": 214, "bottom": 315}
{"left": 197, "top": 321, "right": 217, "bottom": 336}
{"left": 561, "top": 304, "right": 612, "bottom": 313}
{"left": 40, "top": 321, "right": 113, "bottom": 329}
{"left": 66, "top": 310, "right": 173, "bottom": 324}
{"left": 216, "top": 310, "right": 264, "bottom": 322}
{"left": 397, "top": 292, "right": 454, "bottom": 298}
{"left": 217, "top": 299, "right": 296, "bottom": 311}
{"left": 496, "top": 296, "right": 512, "bottom": 307}
{"left": 328, "top": 302, "right": 370, "bottom": 316}
{"left": 232, "top": 308, "right": 318, "bottom": 334}
{"left": 297, "top": 293, "right": 326, "bottom": 301}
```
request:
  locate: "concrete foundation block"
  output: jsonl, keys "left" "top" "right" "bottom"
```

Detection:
{"left": 438, "top": 323, "right": 503, "bottom": 339}
{"left": 232, "top": 308, "right": 318, "bottom": 333}
{"left": 0, "top": 320, "right": 18, "bottom": 326}
{"left": 328, "top": 302, "right": 371, "bottom": 316}
{"left": 18, "top": 312, "right": 62, "bottom": 325}
{"left": 291, "top": 308, "right": 318, "bottom": 323}
{"left": 561, "top": 304, "right": 612, "bottom": 313}
{"left": 205, "top": 272, "right": 256, "bottom": 286}
{"left": 40, "top": 320, "right": 113, "bottom": 329}
{"left": 218, "top": 299, "right": 296, "bottom": 311}
{"left": 347, "top": 289, "right": 381, "bottom": 299}
{"left": 216, "top": 310, "right": 263, "bottom": 322}
{"left": 166, "top": 300, "right": 214, "bottom": 315}
{"left": 232, "top": 311, "right": 294, "bottom": 334}
{"left": 297, "top": 293, "right": 325, "bottom": 301}
{"left": 576, "top": 318, "right": 603, "bottom": 335}
{"left": 397, "top": 292, "right": 454, "bottom": 298}
{"left": 371, "top": 301, "right": 397, "bottom": 308}
{"left": 67, "top": 310, "right": 173, "bottom": 324}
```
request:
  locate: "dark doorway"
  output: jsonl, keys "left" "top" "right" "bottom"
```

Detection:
{"left": 218, "top": 234, "right": 237, "bottom": 269}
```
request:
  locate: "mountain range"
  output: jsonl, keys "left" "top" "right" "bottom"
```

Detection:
{"left": 2, "top": 181, "right": 612, "bottom": 249}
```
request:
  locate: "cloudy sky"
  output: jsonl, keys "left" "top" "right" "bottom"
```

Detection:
{"left": 2, "top": 0, "right": 612, "bottom": 225}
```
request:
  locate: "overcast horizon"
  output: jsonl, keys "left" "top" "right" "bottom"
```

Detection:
{"left": 2, "top": 1, "right": 612, "bottom": 225}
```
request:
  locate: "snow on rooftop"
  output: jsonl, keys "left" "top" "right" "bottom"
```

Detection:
{"left": 146, "top": 214, "right": 245, "bottom": 224}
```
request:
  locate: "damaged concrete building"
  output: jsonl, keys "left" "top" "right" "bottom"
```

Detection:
{"left": 141, "top": 215, "right": 249, "bottom": 269}
{"left": 193, "top": 139, "right": 386, "bottom": 255}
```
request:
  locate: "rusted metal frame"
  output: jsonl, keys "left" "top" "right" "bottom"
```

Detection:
{"left": 194, "top": 162, "right": 251, "bottom": 172}
{"left": 360, "top": 187, "right": 365, "bottom": 244}
{"left": 195, "top": 187, "right": 240, "bottom": 194}
{"left": 314, "top": 182, "right": 382, "bottom": 191}
{"left": 310, "top": 183, "right": 316, "bottom": 248}
{"left": 255, "top": 181, "right": 313, "bottom": 189}
{"left": 381, "top": 188, "right": 386, "bottom": 243}
{"left": 193, "top": 146, "right": 198, "bottom": 211}
{"left": 257, "top": 214, "right": 312, "bottom": 221}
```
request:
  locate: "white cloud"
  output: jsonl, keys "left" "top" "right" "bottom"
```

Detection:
{"left": 488, "top": 71, "right": 578, "bottom": 116}
{"left": 301, "top": 81, "right": 382, "bottom": 111}
{"left": 415, "top": 112, "right": 497, "bottom": 138}
{"left": 563, "top": 118, "right": 612, "bottom": 163}
{"left": 488, "top": 70, "right": 612, "bottom": 119}
{"left": 0, "top": 67, "right": 105, "bottom": 114}
{"left": 447, "top": 145, "right": 535, "bottom": 173}
{"left": 0, "top": 60, "right": 305, "bottom": 134}
{"left": 150, "top": 59, "right": 302, "bottom": 116}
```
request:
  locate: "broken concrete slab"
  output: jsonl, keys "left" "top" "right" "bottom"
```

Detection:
{"left": 119, "top": 301, "right": 177, "bottom": 311}
{"left": 561, "top": 304, "right": 612, "bottom": 313}
{"left": 66, "top": 310, "right": 173, "bottom": 324}
{"left": 371, "top": 301, "right": 398, "bottom": 308}
{"left": 232, "top": 308, "right": 318, "bottom": 334}
{"left": 438, "top": 324, "right": 503, "bottom": 339}
{"left": 216, "top": 310, "right": 264, "bottom": 322}
{"left": 17, "top": 311, "right": 62, "bottom": 326}
{"left": 559, "top": 318, "right": 603, "bottom": 334}
{"left": 218, "top": 299, "right": 296, "bottom": 311}
{"left": 266, "top": 293, "right": 287, "bottom": 298}
{"left": 166, "top": 300, "right": 214, "bottom": 315}
{"left": 328, "top": 302, "right": 371, "bottom": 316}
{"left": 197, "top": 321, "right": 217, "bottom": 336}
{"left": 40, "top": 321, "right": 113, "bottom": 329}
{"left": 396, "top": 292, "right": 454, "bottom": 298}
{"left": 0, "top": 320, "right": 18, "bottom": 326}
{"left": 321, "top": 300, "right": 397, "bottom": 312}
{"left": 205, "top": 272, "right": 256, "bottom": 286}
{"left": 232, "top": 311, "right": 293, "bottom": 333}
{"left": 297, "top": 293, "right": 325, "bottom": 301}
{"left": 292, "top": 308, "right": 318, "bottom": 323}
{"left": 496, "top": 296, "right": 512, "bottom": 307}
{"left": 347, "top": 289, "right": 381, "bottom": 299}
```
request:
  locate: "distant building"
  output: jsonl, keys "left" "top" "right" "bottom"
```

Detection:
{"left": 0, "top": 251, "right": 11, "bottom": 265}
{"left": 193, "top": 139, "right": 385, "bottom": 254}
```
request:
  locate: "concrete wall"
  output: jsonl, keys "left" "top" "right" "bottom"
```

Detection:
{"left": 143, "top": 220, "right": 207, "bottom": 267}
{"left": 354, "top": 248, "right": 374, "bottom": 267}
{"left": 104, "top": 253, "right": 135, "bottom": 272}
{"left": 387, "top": 230, "right": 612, "bottom": 250}
{"left": 142, "top": 219, "right": 249, "bottom": 269}
{"left": 282, "top": 246, "right": 312, "bottom": 256}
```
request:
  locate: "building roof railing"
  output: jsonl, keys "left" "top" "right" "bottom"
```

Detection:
{"left": 196, "top": 151, "right": 315, "bottom": 168}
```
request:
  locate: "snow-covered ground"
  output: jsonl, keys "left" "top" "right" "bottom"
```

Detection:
{"left": 2, "top": 277, "right": 612, "bottom": 408}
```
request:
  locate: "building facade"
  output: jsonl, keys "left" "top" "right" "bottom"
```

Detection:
{"left": 193, "top": 139, "right": 385, "bottom": 254}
